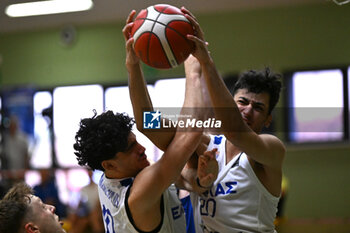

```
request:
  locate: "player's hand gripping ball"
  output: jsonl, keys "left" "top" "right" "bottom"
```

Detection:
{"left": 131, "top": 4, "right": 195, "bottom": 69}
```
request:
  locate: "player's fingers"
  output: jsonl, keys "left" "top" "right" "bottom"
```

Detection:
{"left": 205, "top": 174, "right": 214, "bottom": 181}
{"left": 199, "top": 149, "right": 217, "bottom": 162}
{"left": 184, "top": 13, "right": 205, "bottom": 40}
{"left": 198, "top": 170, "right": 205, "bottom": 179}
{"left": 181, "top": 6, "right": 196, "bottom": 20}
{"left": 184, "top": 14, "right": 198, "bottom": 30}
{"left": 198, "top": 156, "right": 207, "bottom": 173}
{"left": 198, "top": 155, "right": 208, "bottom": 167}
{"left": 203, "top": 148, "right": 217, "bottom": 159}
{"left": 125, "top": 37, "right": 134, "bottom": 49}
{"left": 210, "top": 148, "right": 218, "bottom": 153}
{"left": 122, "top": 22, "right": 134, "bottom": 40}
{"left": 126, "top": 10, "right": 136, "bottom": 24}
{"left": 187, "top": 34, "right": 206, "bottom": 47}
{"left": 202, "top": 154, "right": 213, "bottom": 163}
{"left": 200, "top": 174, "right": 214, "bottom": 187}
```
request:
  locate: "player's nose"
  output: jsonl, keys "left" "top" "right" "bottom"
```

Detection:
{"left": 137, "top": 143, "right": 146, "bottom": 153}
{"left": 47, "top": 204, "right": 56, "bottom": 213}
{"left": 242, "top": 104, "right": 253, "bottom": 115}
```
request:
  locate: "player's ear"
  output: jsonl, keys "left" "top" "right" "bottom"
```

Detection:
{"left": 24, "top": 222, "right": 39, "bottom": 233}
{"left": 264, "top": 114, "right": 272, "bottom": 128}
{"left": 101, "top": 159, "right": 118, "bottom": 171}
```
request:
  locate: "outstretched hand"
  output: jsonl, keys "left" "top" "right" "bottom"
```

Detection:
{"left": 181, "top": 7, "right": 211, "bottom": 64}
{"left": 122, "top": 10, "right": 140, "bottom": 67}
{"left": 197, "top": 148, "right": 219, "bottom": 189}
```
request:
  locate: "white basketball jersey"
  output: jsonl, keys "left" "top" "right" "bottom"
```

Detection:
{"left": 98, "top": 174, "right": 186, "bottom": 233}
{"left": 192, "top": 135, "right": 280, "bottom": 233}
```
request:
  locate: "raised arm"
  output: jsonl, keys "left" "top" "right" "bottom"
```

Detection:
{"left": 123, "top": 10, "right": 175, "bottom": 151}
{"left": 176, "top": 55, "right": 217, "bottom": 193}
{"left": 127, "top": 60, "right": 205, "bottom": 228}
{"left": 182, "top": 7, "right": 285, "bottom": 169}
{"left": 124, "top": 10, "right": 216, "bottom": 196}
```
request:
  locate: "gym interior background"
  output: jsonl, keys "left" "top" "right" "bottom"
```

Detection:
{"left": 0, "top": 1, "right": 349, "bottom": 232}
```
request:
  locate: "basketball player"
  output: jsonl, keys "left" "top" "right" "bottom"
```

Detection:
{"left": 73, "top": 110, "right": 217, "bottom": 233}
{"left": 123, "top": 9, "right": 218, "bottom": 193}
{"left": 126, "top": 6, "right": 285, "bottom": 232}
{"left": 184, "top": 8, "right": 286, "bottom": 233}
{"left": 73, "top": 11, "right": 217, "bottom": 233}
{"left": 0, "top": 182, "right": 66, "bottom": 233}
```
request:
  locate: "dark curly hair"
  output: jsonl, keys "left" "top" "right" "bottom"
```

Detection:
{"left": 73, "top": 110, "right": 134, "bottom": 171}
{"left": 233, "top": 67, "right": 282, "bottom": 114}
{"left": 0, "top": 183, "right": 33, "bottom": 233}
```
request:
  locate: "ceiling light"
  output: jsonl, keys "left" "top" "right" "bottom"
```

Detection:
{"left": 5, "top": 0, "right": 94, "bottom": 18}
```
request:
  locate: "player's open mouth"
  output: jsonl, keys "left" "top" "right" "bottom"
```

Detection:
{"left": 56, "top": 215, "right": 63, "bottom": 226}
{"left": 140, "top": 153, "right": 147, "bottom": 159}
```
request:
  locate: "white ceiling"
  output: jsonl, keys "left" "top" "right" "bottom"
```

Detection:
{"left": 0, "top": 0, "right": 328, "bottom": 33}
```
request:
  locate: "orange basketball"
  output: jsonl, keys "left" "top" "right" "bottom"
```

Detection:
{"left": 131, "top": 4, "right": 195, "bottom": 69}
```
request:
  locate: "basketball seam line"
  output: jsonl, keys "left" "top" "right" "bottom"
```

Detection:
{"left": 148, "top": 5, "right": 172, "bottom": 68}
{"left": 134, "top": 18, "right": 192, "bottom": 67}
{"left": 133, "top": 5, "right": 193, "bottom": 68}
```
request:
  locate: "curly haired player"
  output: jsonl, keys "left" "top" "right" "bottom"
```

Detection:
{"left": 73, "top": 23, "right": 218, "bottom": 232}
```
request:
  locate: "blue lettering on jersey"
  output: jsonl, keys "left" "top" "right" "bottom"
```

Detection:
{"left": 213, "top": 136, "right": 223, "bottom": 145}
{"left": 225, "top": 181, "right": 237, "bottom": 194}
{"left": 209, "top": 181, "right": 238, "bottom": 197}
{"left": 200, "top": 181, "right": 238, "bottom": 218}
{"left": 171, "top": 205, "right": 184, "bottom": 220}
{"left": 99, "top": 176, "right": 120, "bottom": 208}
{"left": 215, "top": 183, "right": 226, "bottom": 196}
{"left": 102, "top": 204, "right": 115, "bottom": 233}
{"left": 200, "top": 198, "right": 216, "bottom": 218}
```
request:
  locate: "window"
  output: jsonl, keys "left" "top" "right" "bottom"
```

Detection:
{"left": 347, "top": 67, "right": 350, "bottom": 138}
{"left": 286, "top": 69, "right": 344, "bottom": 142}
{"left": 31, "top": 91, "right": 53, "bottom": 168}
{"left": 153, "top": 78, "right": 185, "bottom": 108}
{"left": 53, "top": 85, "right": 104, "bottom": 167}
{"left": 104, "top": 78, "right": 186, "bottom": 162}
{"left": 153, "top": 78, "right": 186, "bottom": 124}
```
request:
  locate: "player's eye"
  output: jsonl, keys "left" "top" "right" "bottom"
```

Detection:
{"left": 237, "top": 100, "right": 247, "bottom": 105}
{"left": 255, "top": 106, "right": 264, "bottom": 112}
{"left": 251, "top": 104, "right": 264, "bottom": 113}
{"left": 125, "top": 141, "right": 137, "bottom": 152}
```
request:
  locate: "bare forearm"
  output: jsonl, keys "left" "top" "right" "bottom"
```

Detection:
{"left": 177, "top": 164, "right": 209, "bottom": 194}
{"left": 127, "top": 63, "right": 175, "bottom": 150}
{"left": 201, "top": 58, "right": 247, "bottom": 136}
{"left": 183, "top": 10, "right": 248, "bottom": 138}
{"left": 127, "top": 63, "right": 153, "bottom": 127}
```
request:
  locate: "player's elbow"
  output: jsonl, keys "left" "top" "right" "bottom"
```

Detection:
{"left": 268, "top": 142, "right": 286, "bottom": 168}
